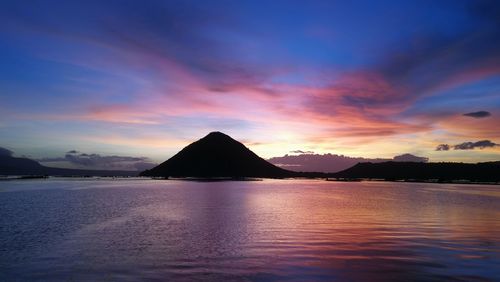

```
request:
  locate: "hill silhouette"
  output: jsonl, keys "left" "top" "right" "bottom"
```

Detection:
{"left": 140, "top": 132, "right": 295, "bottom": 178}
{"left": 268, "top": 153, "right": 428, "bottom": 173}
{"left": 332, "top": 161, "right": 500, "bottom": 182}
{"left": 0, "top": 153, "right": 137, "bottom": 177}
{"left": 4, "top": 136, "right": 498, "bottom": 182}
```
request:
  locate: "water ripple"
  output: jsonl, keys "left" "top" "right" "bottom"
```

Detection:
{"left": 0, "top": 179, "right": 499, "bottom": 281}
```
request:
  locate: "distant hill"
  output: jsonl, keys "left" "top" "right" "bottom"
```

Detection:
{"left": 268, "top": 153, "right": 428, "bottom": 173}
{"left": 332, "top": 161, "right": 500, "bottom": 182}
{"left": 4, "top": 135, "right": 498, "bottom": 182}
{"left": 0, "top": 155, "right": 137, "bottom": 177}
{"left": 141, "top": 132, "right": 295, "bottom": 178}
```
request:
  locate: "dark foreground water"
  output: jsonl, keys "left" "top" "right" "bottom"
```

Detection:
{"left": 0, "top": 179, "right": 499, "bottom": 281}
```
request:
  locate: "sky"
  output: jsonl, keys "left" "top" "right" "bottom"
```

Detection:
{"left": 1, "top": 0, "right": 499, "bottom": 170}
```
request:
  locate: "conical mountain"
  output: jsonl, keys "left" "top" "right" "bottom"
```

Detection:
{"left": 140, "top": 132, "right": 294, "bottom": 178}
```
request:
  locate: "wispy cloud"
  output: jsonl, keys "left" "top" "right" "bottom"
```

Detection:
{"left": 1, "top": 1, "right": 500, "bottom": 161}
{"left": 290, "top": 150, "right": 315, "bottom": 154}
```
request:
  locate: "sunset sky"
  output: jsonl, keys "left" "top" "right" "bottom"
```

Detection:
{"left": 1, "top": 0, "right": 499, "bottom": 170}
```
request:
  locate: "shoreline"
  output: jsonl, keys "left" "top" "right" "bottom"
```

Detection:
{"left": 1, "top": 175, "right": 499, "bottom": 185}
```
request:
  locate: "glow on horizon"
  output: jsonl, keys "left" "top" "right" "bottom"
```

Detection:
{"left": 1, "top": 0, "right": 499, "bottom": 169}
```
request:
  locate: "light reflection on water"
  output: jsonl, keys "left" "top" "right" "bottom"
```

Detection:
{"left": 0, "top": 179, "right": 499, "bottom": 281}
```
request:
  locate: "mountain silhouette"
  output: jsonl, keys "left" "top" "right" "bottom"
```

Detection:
{"left": 332, "top": 161, "right": 500, "bottom": 182}
{"left": 0, "top": 154, "right": 137, "bottom": 177}
{"left": 140, "top": 132, "right": 295, "bottom": 178}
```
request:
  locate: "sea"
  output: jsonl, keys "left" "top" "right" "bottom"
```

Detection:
{"left": 1, "top": 178, "right": 499, "bottom": 281}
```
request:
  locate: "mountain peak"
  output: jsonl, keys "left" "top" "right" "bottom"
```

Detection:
{"left": 206, "top": 131, "right": 228, "bottom": 137}
{"left": 141, "top": 132, "right": 293, "bottom": 178}
{"left": 203, "top": 131, "right": 233, "bottom": 140}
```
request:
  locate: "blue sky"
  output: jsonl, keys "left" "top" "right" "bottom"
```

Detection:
{"left": 1, "top": 0, "right": 499, "bottom": 170}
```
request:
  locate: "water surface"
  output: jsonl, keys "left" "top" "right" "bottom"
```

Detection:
{"left": 1, "top": 179, "right": 499, "bottom": 281}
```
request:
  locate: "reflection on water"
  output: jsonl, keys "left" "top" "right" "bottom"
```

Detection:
{"left": 0, "top": 179, "right": 499, "bottom": 281}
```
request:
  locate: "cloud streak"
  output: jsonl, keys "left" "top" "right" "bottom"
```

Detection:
{"left": 290, "top": 150, "right": 315, "bottom": 154}
{"left": 463, "top": 111, "right": 491, "bottom": 118}
{"left": 1, "top": 1, "right": 500, "bottom": 162}
{"left": 293, "top": 1, "right": 500, "bottom": 142}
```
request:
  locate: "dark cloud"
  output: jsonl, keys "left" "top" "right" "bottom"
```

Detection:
{"left": 463, "top": 111, "right": 491, "bottom": 118}
{"left": 454, "top": 140, "right": 497, "bottom": 150}
{"left": 393, "top": 154, "right": 428, "bottom": 163}
{"left": 435, "top": 144, "right": 450, "bottom": 151}
{"left": 436, "top": 140, "right": 498, "bottom": 151}
{"left": 0, "top": 147, "right": 14, "bottom": 157}
{"left": 37, "top": 150, "right": 157, "bottom": 171}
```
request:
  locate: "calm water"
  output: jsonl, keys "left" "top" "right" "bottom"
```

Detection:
{"left": 0, "top": 179, "right": 499, "bottom": 281}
